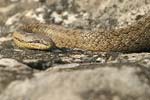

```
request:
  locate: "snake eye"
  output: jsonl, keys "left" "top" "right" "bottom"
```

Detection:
{"left": 30, "top": 39, "right": 51, "bottom": 46}
{"left": 31, "top": 40, "right": 41, "bottom": 43}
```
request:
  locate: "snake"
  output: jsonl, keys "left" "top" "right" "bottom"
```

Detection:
{"left": 13, "top": 14, "right": 150, "bottom": 52}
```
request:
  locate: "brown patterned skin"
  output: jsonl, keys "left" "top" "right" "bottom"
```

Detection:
{"left": 13, "top": 15, "right": 150, "bottom": 52}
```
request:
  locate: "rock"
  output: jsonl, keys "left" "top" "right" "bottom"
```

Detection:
{"left": 0, "top": 58, "right": 33, "bottom": 93}
{"left": 0, "top": 63, "right": 149, "bottom": 100}
{"left": 51, "top": 11, "right": 63, "bottom": 24}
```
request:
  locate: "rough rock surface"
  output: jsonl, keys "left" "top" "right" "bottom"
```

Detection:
{"left": 0, "top": 0, "right": 150, "bottom": 100}
{"left": 0, "top": 63, "right": 150, "bottom": 100}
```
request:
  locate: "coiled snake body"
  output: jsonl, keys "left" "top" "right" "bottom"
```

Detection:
{"left": 13, "top": 15, "right": 150, "bottom": 52}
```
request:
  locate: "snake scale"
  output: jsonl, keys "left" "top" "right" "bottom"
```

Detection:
{"left": 13, "top": 14, "right": 150, "bottom": 52}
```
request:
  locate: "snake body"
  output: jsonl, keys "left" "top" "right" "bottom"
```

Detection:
{"left": 13, "top": 15, "right": 150, "bottom": 52}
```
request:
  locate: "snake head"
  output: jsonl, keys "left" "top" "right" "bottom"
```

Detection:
{"left": 13, "top": 31, "right": 55, "bottom": 50}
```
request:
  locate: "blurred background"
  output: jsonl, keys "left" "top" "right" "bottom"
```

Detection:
{"left": 0, "top": 0, "right": 150, "bottom": 100}
{"left": 0, "top": 0, "right": 150, "bottom": 32}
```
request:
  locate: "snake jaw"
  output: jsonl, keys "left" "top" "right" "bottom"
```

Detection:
{"left": 13, "top": 31, "right": 55, "bottom": 50}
